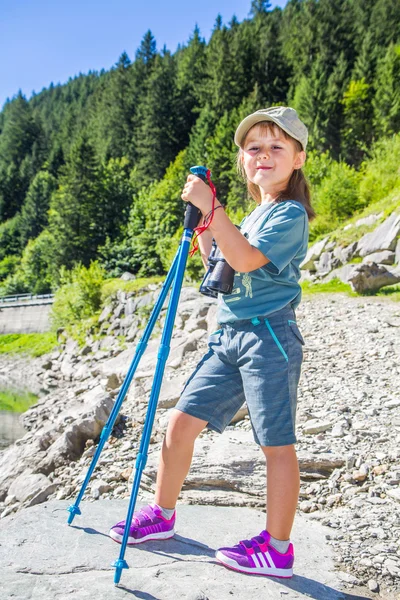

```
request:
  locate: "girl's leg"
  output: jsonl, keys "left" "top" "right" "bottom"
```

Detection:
{"left": 261, "top": 444, "right": 300, "bottom": 540}
{"left": 154, "top": 409, "right": 207, "bottom": 509}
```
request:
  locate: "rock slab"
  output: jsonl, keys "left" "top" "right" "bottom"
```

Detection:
{"left": 0, "top": 500, "right": 377, "bottom": 600}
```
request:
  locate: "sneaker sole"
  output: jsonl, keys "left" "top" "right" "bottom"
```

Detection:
{"left": 109, "top": 529, "right": 175, "bottom": 545}
{"left": 215, "top": 551, "right": 293, "bottom": 578}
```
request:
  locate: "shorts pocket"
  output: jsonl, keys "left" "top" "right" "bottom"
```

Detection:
{"left": 288, "top": 320, "right": 305, "bottom": 345}
{"left": 208, "top": 328, "right": 223, "bottom": 347}
{"left": 264, "top": 319, "right": 288, "bottom": 362}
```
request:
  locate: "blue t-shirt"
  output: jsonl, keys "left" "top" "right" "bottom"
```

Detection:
{"left": 217, "top": 200, "right": 309, "bottom": 323}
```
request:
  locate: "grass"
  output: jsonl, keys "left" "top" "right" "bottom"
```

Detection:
{"left": 0, "top": 332, "right": 58, "bottom": 357}
{"left": 301, "top": 278, "right": 400, "bottom": 302}
{"left": 376, "top": 283, "right": 400, "bottom": 302}
{"left": 0, "top": 388, "right": 38, "bottom": 412}
{"left": 301, "top": 278, "right": 356, "bottom": 297}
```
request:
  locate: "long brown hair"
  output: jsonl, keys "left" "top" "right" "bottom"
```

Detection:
{"left": 237, "top": 121, "right": 316, "bottom": 221}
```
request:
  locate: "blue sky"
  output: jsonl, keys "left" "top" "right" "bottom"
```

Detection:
{"left": 0, "top": 0, "right": 287, "bottom": 110}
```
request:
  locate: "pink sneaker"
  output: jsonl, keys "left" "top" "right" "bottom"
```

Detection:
{"left": 109, "top": 504, "right": 175, "bottom": 545}
{"left": 216, "top": 530, "right": 294, "bottom": 578}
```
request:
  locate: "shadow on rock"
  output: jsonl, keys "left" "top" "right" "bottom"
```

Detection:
{"left": 132, "top": 533, "right": 215, "bottom": 559}
{"left": 117, "top": 588, "right": 162, "bottom": 600}
{"left": 70, "top": 524, "right": 110, "bottom": 539}
{"left": 281, "top": 574, "right": 371, "bottom": 600}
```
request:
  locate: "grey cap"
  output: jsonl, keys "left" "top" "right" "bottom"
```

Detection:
{"left": 234, "top": 106, "right": 308, "bottom": 150}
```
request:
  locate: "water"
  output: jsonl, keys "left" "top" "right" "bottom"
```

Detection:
{"left": 0, "top": 388, "right": 38, "bottom": 449}
{"left": 0, "top": 411, "right": 27, "bottom": 448}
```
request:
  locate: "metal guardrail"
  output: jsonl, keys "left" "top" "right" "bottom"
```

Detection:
{"left": 0, "top": 293, "right": 55, "bottom": 307}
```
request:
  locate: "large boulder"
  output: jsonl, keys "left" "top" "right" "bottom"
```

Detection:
{"left": 7, "top": 471, "right": 57, "bottom": 507}
{"left": 357, "top": 212, "right": 400, "bottom": 257}
{"left": 362, "top": 250, "right": 395, "bottom": 265}
{"left": 332, "top": 242, "right": 358, "bottom": 265}
{"left": 315, "top": 251, "right": 333, "bottom": 275}
{"left": 323, "top": 264, "right": 356, "bottom": 284}
{"left": 395, "top": 239, "right": 400, "bottom": 265}
{"left": 0, "top": 441, "right": 46, "bottom": 501}
{"left": 347, "top": 263, "right": 400, "bottom": 293}
{"left": 35, "top": 389, "right": 115, "bottom": 474}
{"left": 300, "top": 237, "right": 330, "bottom": 271}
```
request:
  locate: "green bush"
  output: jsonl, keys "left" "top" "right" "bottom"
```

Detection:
{"left": 51, "top": 261, "right": 105, "bottom": 331}
{"left": 359, "top": 134, "right": 400, "bottom": 206}
{"left": 304, "top": 150, "right": 333, "bottom": 188}
{"left": 19, "top": 230, "right": 57, "bottom": 294}
{"left": 0, "top": 214, "right": 22, "bottom": 261}
{"left": 0, "top": 255, "right": 21, "bottom": 282}
{"left": 0, "top": 230, "right": 58, "bottom": 296}
{"left": 310, "top": 161, "right": 361, "bottom": 237}
{"left": 0, "top": 270, "right": 28, "bottom": 296}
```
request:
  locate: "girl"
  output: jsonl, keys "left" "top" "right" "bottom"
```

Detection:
{"left": 110, "top": 106, "right": 314, "bottom": 579}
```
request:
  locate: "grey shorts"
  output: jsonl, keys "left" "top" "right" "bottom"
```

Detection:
{"left": 175, "top": 305, "right": 304, "bottom": 447}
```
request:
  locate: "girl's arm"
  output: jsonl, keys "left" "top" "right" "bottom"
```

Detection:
{"left": 208, "top": 210, "right": 269, "bottom": 272}
{"left": 182, "top": 176, "right": 270, "bottom": 273}
{"left": 197, "top": 227, "right": 213, "bottom": 270}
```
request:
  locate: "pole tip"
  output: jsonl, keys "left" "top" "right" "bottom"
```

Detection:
{"left": 67, "top": 504, "right": 81, "bottom": 524}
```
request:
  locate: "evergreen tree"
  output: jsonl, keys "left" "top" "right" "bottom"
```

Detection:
{"left": 185, "top": 104, "right": 219, "bottom": 170}
{"left": 133, "top": 51, "right": 181, "bottom": 187}
{"left": 0, "top": 93, "right": 45, "bottom": 219}
{"left": 101, "top": 157, "right": 133, "bottom": 241}
{"left": 352, "top": 32, "right": 375, "bottom": 83}
{"left": 204, "top": 17, "right": 238, "bottom": 115}
{"left": 48, "top": 142, "right": 65, "bottom": 177}
{"left": 0, "top": 214, "right": 22, "bottom": 261}
{"left": 251, "top": 8, "right": 289, "bottom": 103}
{"left": 94, "top": 52, "right": 137, "bottom": 161}
{"left": 250, "top": 0, "right": 271, "bottom": 16}
{"left": 0, "top": 92, "right": 41, "bottom": 168}
{"left": 175, "top": 26, "right": 207, "bottom": 130}
{"left": 341, "top": 78, "right": 372, "bottom": 165}
{"left": 49, "top": 133, "right": 103, "bottom": 269}
{"left": 291, "top": 58, "right": 328, "bottom": 152}
{"left": 373, "top": 44, "right": 400, "bottom": 137}
{"left": 20, "top": 171, "right": 57, "bottom": 246}
{"left": 369, "top": 0, "right": 400, "bottom": 58}
{"left": 135, "top": 30, "right": 157, "bottom": 72}
{"left": 281, "top": 0, "right": 317, "bottom": 91}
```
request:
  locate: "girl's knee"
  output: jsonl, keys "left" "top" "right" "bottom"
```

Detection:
{"left": 165, "top": 409, "right": 207, "bottom": 445}
{"left": 261, "top": 444, "right": 297, "bottom": 459}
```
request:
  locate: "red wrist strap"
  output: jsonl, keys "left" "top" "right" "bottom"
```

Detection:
{"left": 189, "top": 170, "right": 220, "bottom": 257}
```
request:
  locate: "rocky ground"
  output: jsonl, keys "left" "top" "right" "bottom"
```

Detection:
{"left": 0, "top": 286, "right": 399, "bottom": 598}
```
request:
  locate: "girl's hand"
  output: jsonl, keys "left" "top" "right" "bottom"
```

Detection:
{"left": 181, "top": 174, "right": 215, "bottom": 214}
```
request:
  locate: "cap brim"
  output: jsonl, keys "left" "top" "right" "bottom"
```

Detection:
{"left": 234, "top": 114, "right": 304, "bottom": 149}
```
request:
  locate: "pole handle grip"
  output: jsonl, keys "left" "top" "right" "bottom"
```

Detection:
{"left": 183, "top": 165, "right": 209, "bottom": 230}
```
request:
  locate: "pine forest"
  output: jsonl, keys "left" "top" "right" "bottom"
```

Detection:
{"left": 0, "top": 0, "right": 399, "bottom": 297}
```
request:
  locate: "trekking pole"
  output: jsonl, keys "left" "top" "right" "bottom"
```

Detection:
{"left": 67, "top": 250, "right": 180, "bottom": 525}
{"left": 112, "top": 166, "right": 207, "bottom": 585}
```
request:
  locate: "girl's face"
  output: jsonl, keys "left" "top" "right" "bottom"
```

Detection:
{"left": 241, "top": 124, "right": 306, "bottom": 200}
